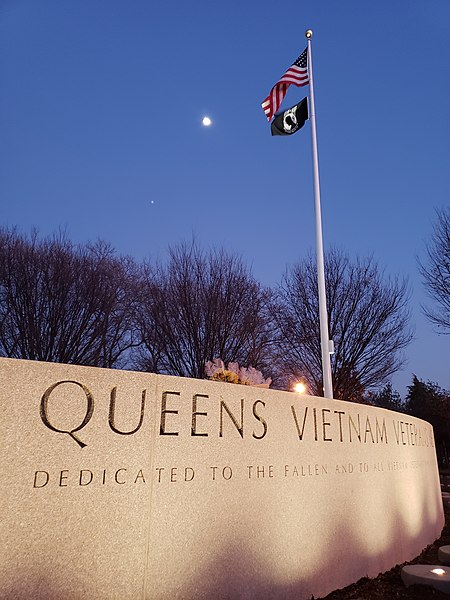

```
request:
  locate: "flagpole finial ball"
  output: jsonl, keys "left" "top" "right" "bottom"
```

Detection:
{"left": 305, "top": 29, "right": 313, "bottom": 39}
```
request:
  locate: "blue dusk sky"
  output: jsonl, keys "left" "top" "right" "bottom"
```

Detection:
{"left": 0, "top": 1, "right": 449, "bottom": 396}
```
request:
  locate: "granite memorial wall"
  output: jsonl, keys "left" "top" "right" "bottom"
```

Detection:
{"left": 0, "top": 357, "right": 444, "bottom": 599}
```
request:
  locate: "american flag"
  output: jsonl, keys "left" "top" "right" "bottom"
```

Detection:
{"left": 261, "top": 48, "right": 309, "bottom": 122}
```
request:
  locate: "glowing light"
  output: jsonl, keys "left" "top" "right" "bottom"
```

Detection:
{"left": 431, "top": 568, "right": 446, "bottom": 576}
{"left": 294, "top": 382, "right": 307, "bottom": 394}
{"left": 202, "top": 116, "right": 212, "bottom": 127}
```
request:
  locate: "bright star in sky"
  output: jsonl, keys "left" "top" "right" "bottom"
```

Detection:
{"left": 202, "top": 116, "right": 212, "bottom": 127}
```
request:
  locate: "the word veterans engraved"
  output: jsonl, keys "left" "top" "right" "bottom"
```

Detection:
{"left": 0, "top": 357, "right": 444, "bottom": 600}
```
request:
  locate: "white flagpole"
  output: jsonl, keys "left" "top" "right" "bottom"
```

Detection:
{"left": 305, "top": 29, "right": 334, "bottom": 399}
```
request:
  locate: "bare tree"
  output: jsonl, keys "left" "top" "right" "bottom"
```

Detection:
{"left": 272, "top": 248, "right": 413, "bottom": 400}
{"left": 133, "top": 242, "right": 274, "bottom": 379}
{"left": 419, "top": 207, "right": 450, "bottom": 333}
{"left": 0, "top": 228, "right": 137, "bottom": 367}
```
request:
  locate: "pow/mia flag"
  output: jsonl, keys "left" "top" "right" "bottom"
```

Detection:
{"left": 271, "top": 97, "right": 308, "bottom": 136}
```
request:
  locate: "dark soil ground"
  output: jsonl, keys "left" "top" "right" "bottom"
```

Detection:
{"left": 318, "top": 501, "right": 450, "bottom": 599}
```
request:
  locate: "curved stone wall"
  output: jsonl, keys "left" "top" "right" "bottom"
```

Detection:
{"left": 0, "top": 358, "right": 444, "bottom": 599}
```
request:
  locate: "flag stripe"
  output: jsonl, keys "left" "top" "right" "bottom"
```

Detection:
{"left": 261, "top": 47, "right": 309, "bottom": 122}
